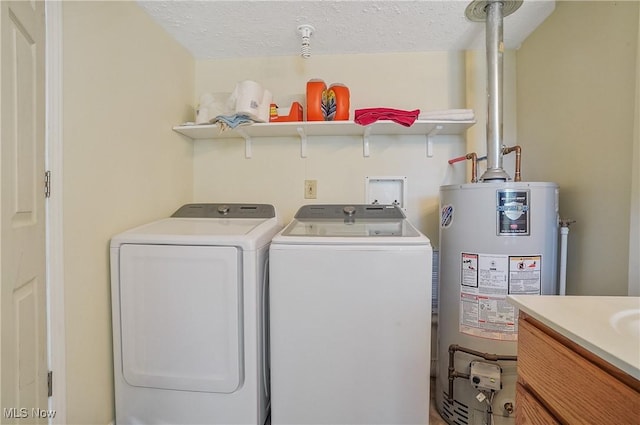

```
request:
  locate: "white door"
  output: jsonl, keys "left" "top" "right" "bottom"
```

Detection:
{"left": 0, "top": 0, "right": 48, "bottom": 421}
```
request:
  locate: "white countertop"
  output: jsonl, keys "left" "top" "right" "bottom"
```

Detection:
{"left": 507, "top": 295, "right": 640, "bottom": 381}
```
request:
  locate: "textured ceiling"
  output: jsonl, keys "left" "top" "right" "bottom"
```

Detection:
{"left": 136, "top": 0, "right": 556, "bottom": 60}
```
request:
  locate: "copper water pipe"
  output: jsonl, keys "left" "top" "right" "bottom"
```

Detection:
{"left": 448, "top": 153, "right": 478, "bottom": 183}
{"left": 502, "top": 145, "right": 521, "bottom": 182}
{"left": 467, "top": 152, "right": 478, "bottom": 183}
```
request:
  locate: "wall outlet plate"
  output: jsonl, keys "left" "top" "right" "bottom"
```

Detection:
{"left": 304, "top": 179, "right": 317, "bottom": 199}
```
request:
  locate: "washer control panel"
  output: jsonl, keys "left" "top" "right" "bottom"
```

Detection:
{"left": 172, "top": 203, "right": 276, "bottom": 219}
{"left": 295, "top": 204, "right": 405, "bottom": 220}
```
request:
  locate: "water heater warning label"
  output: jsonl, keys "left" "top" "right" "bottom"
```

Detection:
{"left": 509, "top": 256, "right": 542, "bottom": 294}
{"left": 459, "top": 252, "right": 542, "bottom": 341}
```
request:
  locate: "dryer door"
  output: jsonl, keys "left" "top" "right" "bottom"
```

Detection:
{"left": 118, "top": 244, "right": 243, "bottom": 393}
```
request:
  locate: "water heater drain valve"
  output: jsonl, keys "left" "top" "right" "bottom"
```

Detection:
{"left": 469, "top": 361, "right": 502, "bottom": 392}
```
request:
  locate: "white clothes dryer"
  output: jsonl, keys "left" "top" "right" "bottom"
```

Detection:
{"left": 110, "top": 203, "right": 281, "bottom": 425}
{"left": 269, "top": 204, "right": 432, "bottom": 425}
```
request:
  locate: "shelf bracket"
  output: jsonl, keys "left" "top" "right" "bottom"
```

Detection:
{"left": 235, "top": 128, "right": 253, "bottom": 159}
{"left": 297, "top": 127, "right": 307, "bottom": 158}
{"left": 363, "top": 126, "right": 372, "bottom": 157}
{"left": 426, "top": 125, "right": 443, "bottom": 158}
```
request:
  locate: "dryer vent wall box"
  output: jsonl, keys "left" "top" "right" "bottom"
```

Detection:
{"left": 365, "top": 176, "right": 407, "bottom": 211}
{"left": 109, "top": 204, "right": 282, "bottom": 425}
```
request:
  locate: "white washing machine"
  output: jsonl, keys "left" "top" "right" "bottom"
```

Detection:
{"left": 110, "top": 203, "right": 281, "bottom": 425}
{"left": 269, "top": 204, "right": 432, "bottom": 425}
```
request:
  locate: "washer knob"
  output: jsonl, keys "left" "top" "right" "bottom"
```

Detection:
{"left": 343, "top": 206, "right": 356, "bottom": 216}
{"left": 217, "top": 205, "right": 230, "bottom": 215}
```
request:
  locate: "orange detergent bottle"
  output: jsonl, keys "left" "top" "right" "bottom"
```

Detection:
{"left": 306, "top": 79, "right": 326, "bottom": 121}
{"left": 306, "top": 79, "right": 350, "bottom": 121}
{"left": 329, "top": 83, "right": 350, "bottom": 121}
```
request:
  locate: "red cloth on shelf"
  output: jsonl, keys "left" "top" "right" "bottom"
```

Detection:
{"left": 354, "top": 108, "right": 421, "bottom": 127}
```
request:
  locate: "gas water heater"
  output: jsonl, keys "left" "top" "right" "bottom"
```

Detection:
{"left": 436, "top": 1, "right": 560, "bottom": 424}
{"left": 437, "top": 182, "right": 558, "bottom": 425}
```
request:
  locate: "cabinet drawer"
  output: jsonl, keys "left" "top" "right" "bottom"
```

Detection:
{"left": 518, "top": 317, "right": 640, "bottom": 424}
{"left": 515, "top": 382, "right": 560, "bottom": 425}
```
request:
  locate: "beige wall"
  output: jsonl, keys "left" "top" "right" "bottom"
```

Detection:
{"left": 516, "top": 1, "right": 639, "bottom": 295}
{"left": 62, "top": 2, "right": 194, "bottom": 423}
{"left": 630, "top": 3, "right": 640, "bottom": 296}
{"left": 193, "top": 52, "right": 470, "bottom": 241}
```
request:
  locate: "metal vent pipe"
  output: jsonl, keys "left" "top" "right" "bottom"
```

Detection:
{"left": 466, "top": 0, "right": 523, "bottom": 182}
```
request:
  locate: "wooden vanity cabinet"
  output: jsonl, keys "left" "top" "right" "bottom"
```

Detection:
{"left": 515, "top": 312, "right": 640, "bottom": 425}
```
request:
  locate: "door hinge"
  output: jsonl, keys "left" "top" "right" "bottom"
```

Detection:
{"left": 44, "top": 170, "right": 51, "bottom": 198}
{"left": 47, "top": 371, "right": 53, "bottom": 397}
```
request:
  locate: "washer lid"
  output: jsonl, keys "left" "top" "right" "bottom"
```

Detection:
{"left": 111, "top": 204, "right": 281, "bottom": 249}
{"left": 277, "top": 204, "right": 426, "bottom": 241}
{"left": 282, "top": 219, "right": 420, "bottom": 237}
{"left": 110, "top": 216, "right": 281, "bottom": 249}
{"left": 123, "top": 217, "right": 269, "bottom": 236}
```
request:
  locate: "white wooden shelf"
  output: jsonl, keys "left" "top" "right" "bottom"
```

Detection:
{"left": 173, "top": 119, "right": 475, "bottom": 159}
